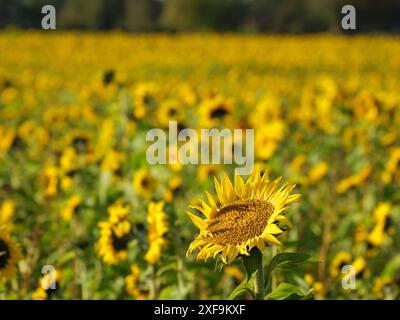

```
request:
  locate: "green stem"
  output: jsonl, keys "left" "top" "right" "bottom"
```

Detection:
{"left": 271, "top": 246, "right": 277, "bottom": 292}
{"left": 148, "top": 265, "right": 157, "bottom": 299}
{"left": 254, "top": 258, "right": 264, "bottom": 300}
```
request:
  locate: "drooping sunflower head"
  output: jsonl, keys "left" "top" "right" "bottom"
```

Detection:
{"left": 0, "top": 231, "right": 22, "bottom": 280}
{"left": 186, "top": 168, "right": 300, "bottom": 264}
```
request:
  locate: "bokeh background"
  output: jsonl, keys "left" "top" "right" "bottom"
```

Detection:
{"left": 1, "top": 0, "right": 400, "bottom": 33}
{"left": 0, "top": 0, "right": 399, "bottom": 300}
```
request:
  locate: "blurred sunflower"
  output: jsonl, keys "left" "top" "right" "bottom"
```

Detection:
{"left": 125, "top": 264, "right": 146, "bottom": 300}
{"left": 157, "top": 99, "right": 184, "bottom": 127}
{"left": 330, "top": 251, "right": 351, "bottom": 277}
{"left": 199, "top": 96, "right": 234, "bottom": 127}
{"left": 133, "top": 168, "right": 157, "bottom": 200}
{"left": 336, "top": 165, "right": 372, "bottom": 194}
{"left": 32, "top": 270, "right": 61, "bottom": 300}
{"left": 60, "top": 195, "right": 82, "bottom": 222}
{"left": 40, "top": 165, "right": 59, "bottom": 198}
{"left": 373, "top": 276, "right": 396, "bottom": 298}
{"left": 0, "top": 231, "right": 22, "bottom": 279}
{"left": 254, "top": 121, "right": 284, "bottom": 160}
{"left": 144, "top": 201, "right": 168, "bottom": 265}
{"left": 304, "top": 273, "right": 325, "bottom": 299}
{"left": 197, "top": 165, "right": 220, "bottom": 182}
{"left": 164, "top": 176, "right": 183, "bottom": 203}
{"left": 368, "top": 202, "right": 394, "bottom": 247}
{"left": 330, "top": 252, "right": 366, "bottom": 278}
{"left": 186, "top": 168, "right": 300, "bottom": 264}
{"left": 0, "top": 125, "right": 16, "bottom": 154}
{"left": 96, "top": 202, "right": 132, "bottom": 265}
{"left": 307, "top": 161, "right": 328, "bottom": 184}
{"left": 0, "top": 200, "right": 15, "bottom": 229}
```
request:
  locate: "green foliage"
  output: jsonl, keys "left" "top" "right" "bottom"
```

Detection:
{"left": 228, "top": 280, "right": 254, "bottom": 300}
{"left": 266, "top": 283, "right": 313, "bottom": 300}
{"left": 242, "top": 248, "right": 263, "bottom": 281}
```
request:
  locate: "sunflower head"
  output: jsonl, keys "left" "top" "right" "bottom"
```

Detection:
{"left": 186, "top": 168, "right": 300, "bottom": 264}
{"left": 133, "top": 168, "right": 157, "bottom": 200}
{"left": 0, "top": 231, "right": 22, "bottom": 280}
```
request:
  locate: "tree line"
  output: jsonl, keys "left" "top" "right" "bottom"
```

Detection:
{"left": 0, "top": 0, "right": 399, "bottom": 33}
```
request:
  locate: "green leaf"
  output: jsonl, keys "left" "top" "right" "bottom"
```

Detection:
{"left": 265, "top": 252, "right": 315, "bottom": 289}
{"left": 242, "top": 248, "right": 262, "bottom": 282}
{"left": 58, "top": 251, "right": 76, "bottom": 266}
{"left": 268, "top": 252, "right": 312, "bottom": 272}
{"left": 228, "top": 280, "right": 254, "bottom": 300}
{"left": 382, "top": 254, "right": 400, "bottom": 277}
{"left": 266, "top": 283, "right": 313, "bottom": 300}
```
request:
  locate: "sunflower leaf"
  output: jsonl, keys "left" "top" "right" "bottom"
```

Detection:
{"left": 242, "top": 248, "right": 263, "bottom": 282}
{"left": 228, "top": 280, "right": 254, "bottom": 300}
{"left": 268, "top": 252, "right": 312, "bottom": 272}
{"left": 265, "top": 252, "right": 314, "bottom": 289}
{"left": 265, "top": 283, "right": 313, "bottom": 300}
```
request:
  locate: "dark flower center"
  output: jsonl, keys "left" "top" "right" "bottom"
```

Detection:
{"left": 0, "top": 239, "right": 11, "bottom": 269}
{"left": 112, "top": 233, "right": 130, "bottom": 251}
{"left": 210, "top": 106, "right": 228, "bottom": 119}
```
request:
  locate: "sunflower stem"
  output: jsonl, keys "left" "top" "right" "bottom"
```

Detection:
{"left": 254, "top": 257, "right": 264, "bottom": 300}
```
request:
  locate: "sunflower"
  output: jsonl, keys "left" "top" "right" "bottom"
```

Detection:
{"left": 96, "top": 202, "right": 132, "bottom": 265}
{"left": 144, "top": 201, "right": 169, "bottom": 265}
{"left": 335, "top": 165, "right": 372, "bottom": 194}
{"left": 60, "top": 195, "right": 82, "bottom": 222}
{"left": 367, "top": 202, "right": 394, "bottom": 247}
{"left": 100, "top": 149, "right": 124, "bottom": 173}
{"left": 304, "top": 274, "right": 326, "bottom": 299}
{"left": 164, "top": 175, "right": 183, "bottom": 202}
{"left": 254, "top": 121, "right": 284, "bottom": 160}
{"left": 59, "top": 147, "right": 78, "bottom": 174}
{"left": 0, "top": 199, "right": 15, "bottom": 229}
{"left": 381, "top": 147, "right": 400, "bottom": 184}
{"left": 307, "top": 161, "right": 328, "bottom": 184}
{"left": 125, "top": 264, "right": 146, "bottom": 300}
{"left": 40, "top": 165, "right": 59, "bottom": 198}
{"left": 133, "top": 168, "right": 157, "bottom": 200}
{"left": 32, "top": 270, "right": 61, "bottom": 300}
{"left": 199, "top": 96, "right": 234, "bottom": 127}
{"left": 157, "top": 99, "right": 184, "bottom": 127}
{"left": 330, "top": 251, "right": 351, "bottom": 277}
{"left": 0, "top": 231, "right": 22, "bottom": 280}
{"left": 372, "top": 276, "right": 395, "bottom": 298}
{"left": 186, "top": 168, "right": 300, "bottom": 264}
{"left": 197, "top": 165, "right": 221, "bottom": 182}
{"left": 0, "top": 125, "right": 16, "bottom": 153}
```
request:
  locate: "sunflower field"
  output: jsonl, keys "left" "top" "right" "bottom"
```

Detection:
{"left": 0, "top": 32, "right": 400, "bottom": 300}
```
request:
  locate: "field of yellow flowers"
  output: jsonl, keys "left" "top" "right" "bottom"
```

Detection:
{"left": 0, "top": 32, "right": 399, "bottom": 300}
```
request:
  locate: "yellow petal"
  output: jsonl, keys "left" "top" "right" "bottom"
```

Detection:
{"left": 264, "top": 224, "right": 283, "bottom": 235}
{"left": 214, "top": 176, "right": 224, "bottom": 204}
{"left": 234, "top": 174, "right": 246, "bottom": 198}
{"left": 263, "top": 234, "right": 282, "bottom": 246}
{"left": 186, "top": 211, "right": 207, "bottom": 231}
{"left": 276, "top": 215, "right": 293, "bottom": 228}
